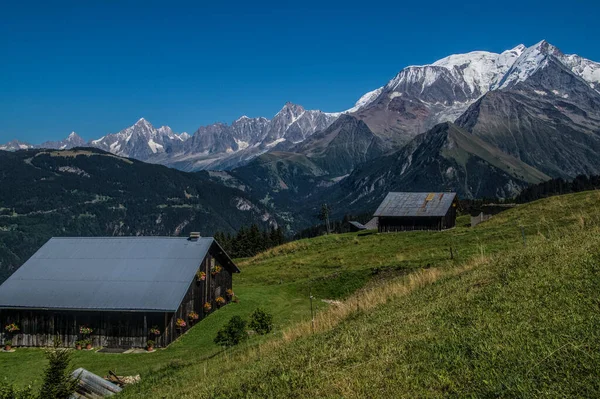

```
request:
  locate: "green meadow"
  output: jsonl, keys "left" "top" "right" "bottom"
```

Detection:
{"left": 1, "top": 191, "right": 600, "bottom": 398}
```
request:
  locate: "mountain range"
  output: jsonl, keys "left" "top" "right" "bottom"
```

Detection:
{"left": 3, "top": 40, "right": 600, "bottom": 211}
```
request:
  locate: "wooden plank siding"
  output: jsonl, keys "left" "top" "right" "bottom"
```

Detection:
{"left": 378, "top": 201, "right": 458, "bottom": 232}
{"left": 0, "top": 246, "right": 234, "bottom": 348}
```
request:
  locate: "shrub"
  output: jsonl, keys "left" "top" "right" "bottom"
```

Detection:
{"left": 214, "top": 316, "right": 247, "bottom": 347}
{"left": 249, "top": 308, "right": 273, "bottom": 335}
{"left": 38, "top": 338, "right": 79, "bottom": 399}
{"left": 0, "top": 381, "right": 35, "bottom": 399}
{"left": 147, "top": 340, "right": 155, "bottom": 348}
{"left": 4, "top": 340, "right": 12, "bottom": 346}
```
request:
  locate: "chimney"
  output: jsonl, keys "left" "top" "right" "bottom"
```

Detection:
{"left": 188, "top": 232, "right": 201, "bottom": 241}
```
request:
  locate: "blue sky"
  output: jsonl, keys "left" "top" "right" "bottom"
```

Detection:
{"left": 1, "top": 0, "right": 599, "bottom": 143}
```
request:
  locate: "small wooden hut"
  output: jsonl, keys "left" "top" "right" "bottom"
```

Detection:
{"left": 0, "top": 234, "right": 239, "bottom": 348}
{"left": 374, "top": 192, "right": 458, "bottom": 232}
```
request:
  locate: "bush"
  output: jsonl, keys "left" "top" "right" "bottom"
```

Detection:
{"left": 0, "top": 382, "right": 35, "bottom": 399}
{"left": 249, "top": 308, "right": 273, "bottom": 335}
{"left": 38, "top": 338, "right": 79, "bottom": 399}
{"left": 214, "top": 316, "right": 248, "bottom": 347}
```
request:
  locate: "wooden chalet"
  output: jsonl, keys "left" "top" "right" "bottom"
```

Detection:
{"left": 374, "top": 192, "right": 458, "bottom": 232}
{"left": 0, "top": 234, "right": 239, "bottom": 348}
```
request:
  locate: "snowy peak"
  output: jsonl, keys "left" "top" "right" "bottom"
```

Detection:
{"left": 274, "top": 102, "right": 306, "bottom": 120}
{"left": 88, "top": 118, "right": 185, "bottom": 158}
{"left": 496, "top": 40, "right": 558, "bottom": 89}
{"left": 37, "top": 131, "right": 85, "bottom": 150}
{"left": 345, "top": 87, "right": 384, "bottom": 113}
{"left": 385, "top": 45, "right": 524, "bottom": 100}
{"left": 495, "top": 40, "right": 600, "bottom": 92}
{"left": 176, "top": 132, "right": 190, "bottom": 141}
{"left": 0, "top": 140, "right": 33, "bottom": 151}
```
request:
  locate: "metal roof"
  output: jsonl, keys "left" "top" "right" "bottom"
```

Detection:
{"left": 373, "top": 192, "right": 457, "bottom": 217}
{"left": 0, "top": 237, "right": 236, "bottom": 312}
{"left": 348, "top": 221, "right": 367, "bottom": 230}
{"left": 363, "top": 217, "right": 379, "bottom": 230}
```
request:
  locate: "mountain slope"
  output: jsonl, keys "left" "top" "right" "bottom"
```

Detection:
{"left": 457, "top": 43, "right": 600, "bottom": 178}
{"left": 323, "top": 122, "right": 549, "bottom": 215}
{"left": 291, "top": 115, "right": 387, "bottom": 176}
{"left": 0, "top": 148, "right": 277, "bottom": 284}
{"left": 353, "top": 40, "right": 600, "bottom": 151}
{"left": 352, "top": 45, "right": 526, "bottom": 145}
{"left": 228, "top": 152, "right": 331, "bottom": 215}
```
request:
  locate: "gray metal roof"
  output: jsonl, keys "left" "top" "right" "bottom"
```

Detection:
{"left": 374, "top": 192, "right": 457, "bottom": 217}
{"left": 348, "top": 221, "right": 367, "bottom": 230}
{"left": 363, "top": 217, "right": 379, "bottom": 230}
{"left": 0, "top": 237, "right": 234, "bottom": 312}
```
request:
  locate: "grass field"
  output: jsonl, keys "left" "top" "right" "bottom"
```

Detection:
{"left": 1, "top": 191, "right": 600, "bottom": 397}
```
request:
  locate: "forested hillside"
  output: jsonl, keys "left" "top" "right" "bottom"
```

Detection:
{"left": 0, "top": 148, "right": 277, "bottom": 283}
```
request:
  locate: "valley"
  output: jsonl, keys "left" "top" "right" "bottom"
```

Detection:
{"left": 3, "top": 3, "right": 600, "bottom": 398}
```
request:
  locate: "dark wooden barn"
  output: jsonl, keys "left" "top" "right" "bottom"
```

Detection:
{"left": 0, "top": 234, "right": 239, "bottom": 349}
{"left": 374, "top": 192, "right": 458, "bottom": 232}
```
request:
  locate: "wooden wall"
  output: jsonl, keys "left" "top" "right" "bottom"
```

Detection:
{"left": 0, "top": 244, "right": 234, "bottom": 348}
{"left": 378, "top": 202, "right": 458, "bottom": 232}
{"left": 163, "top": 250, "right": 233, "bottom": 346}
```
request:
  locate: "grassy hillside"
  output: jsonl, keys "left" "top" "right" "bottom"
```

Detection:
{"left": 1, "top": 191, "right": 599, "bottom": 397}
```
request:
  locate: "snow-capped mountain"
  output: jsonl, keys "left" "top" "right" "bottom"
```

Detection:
{"left": 344, "top": 87, "right": 384, "bottom": 113}
{"left": 3, "top": 40, "right": 600, "bottom": 175}
{"left": 157, "top": 102, "right": 339, "bottom": 171}
{"left": 497, "top": 40, "right": 600, "bottom": 91}
{"left": 456, "top": 41, "right": 600, "bottom": 178}
{"left": 351, "top": 40, "right": 600, "bottom": 146}
{"left": 89, "top": 118, "right": 188, "bottom": 160}
{"left": 0, "top": 140, "right": 33, "bottom": 151}
{"left": 39, "top": 132, "right": 86, "bottom": 150}
{"left": 351, "top": 45, "right": 526, "bottom": 145}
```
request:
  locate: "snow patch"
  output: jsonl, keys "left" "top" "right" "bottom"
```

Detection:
{"left": 235, "top": 139, "right": 249, "bottom": 151}
{"left": 235, "top": 197, "right": 253, "bottom": 211}
{"left": 147, "top": 139, "right": 164, "bottom": 154}
{"left": 344, "top": 87, "right": 384, "bottom": 113}
{"left": 266, "top": 138, "right": 286, "bottom": 147}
